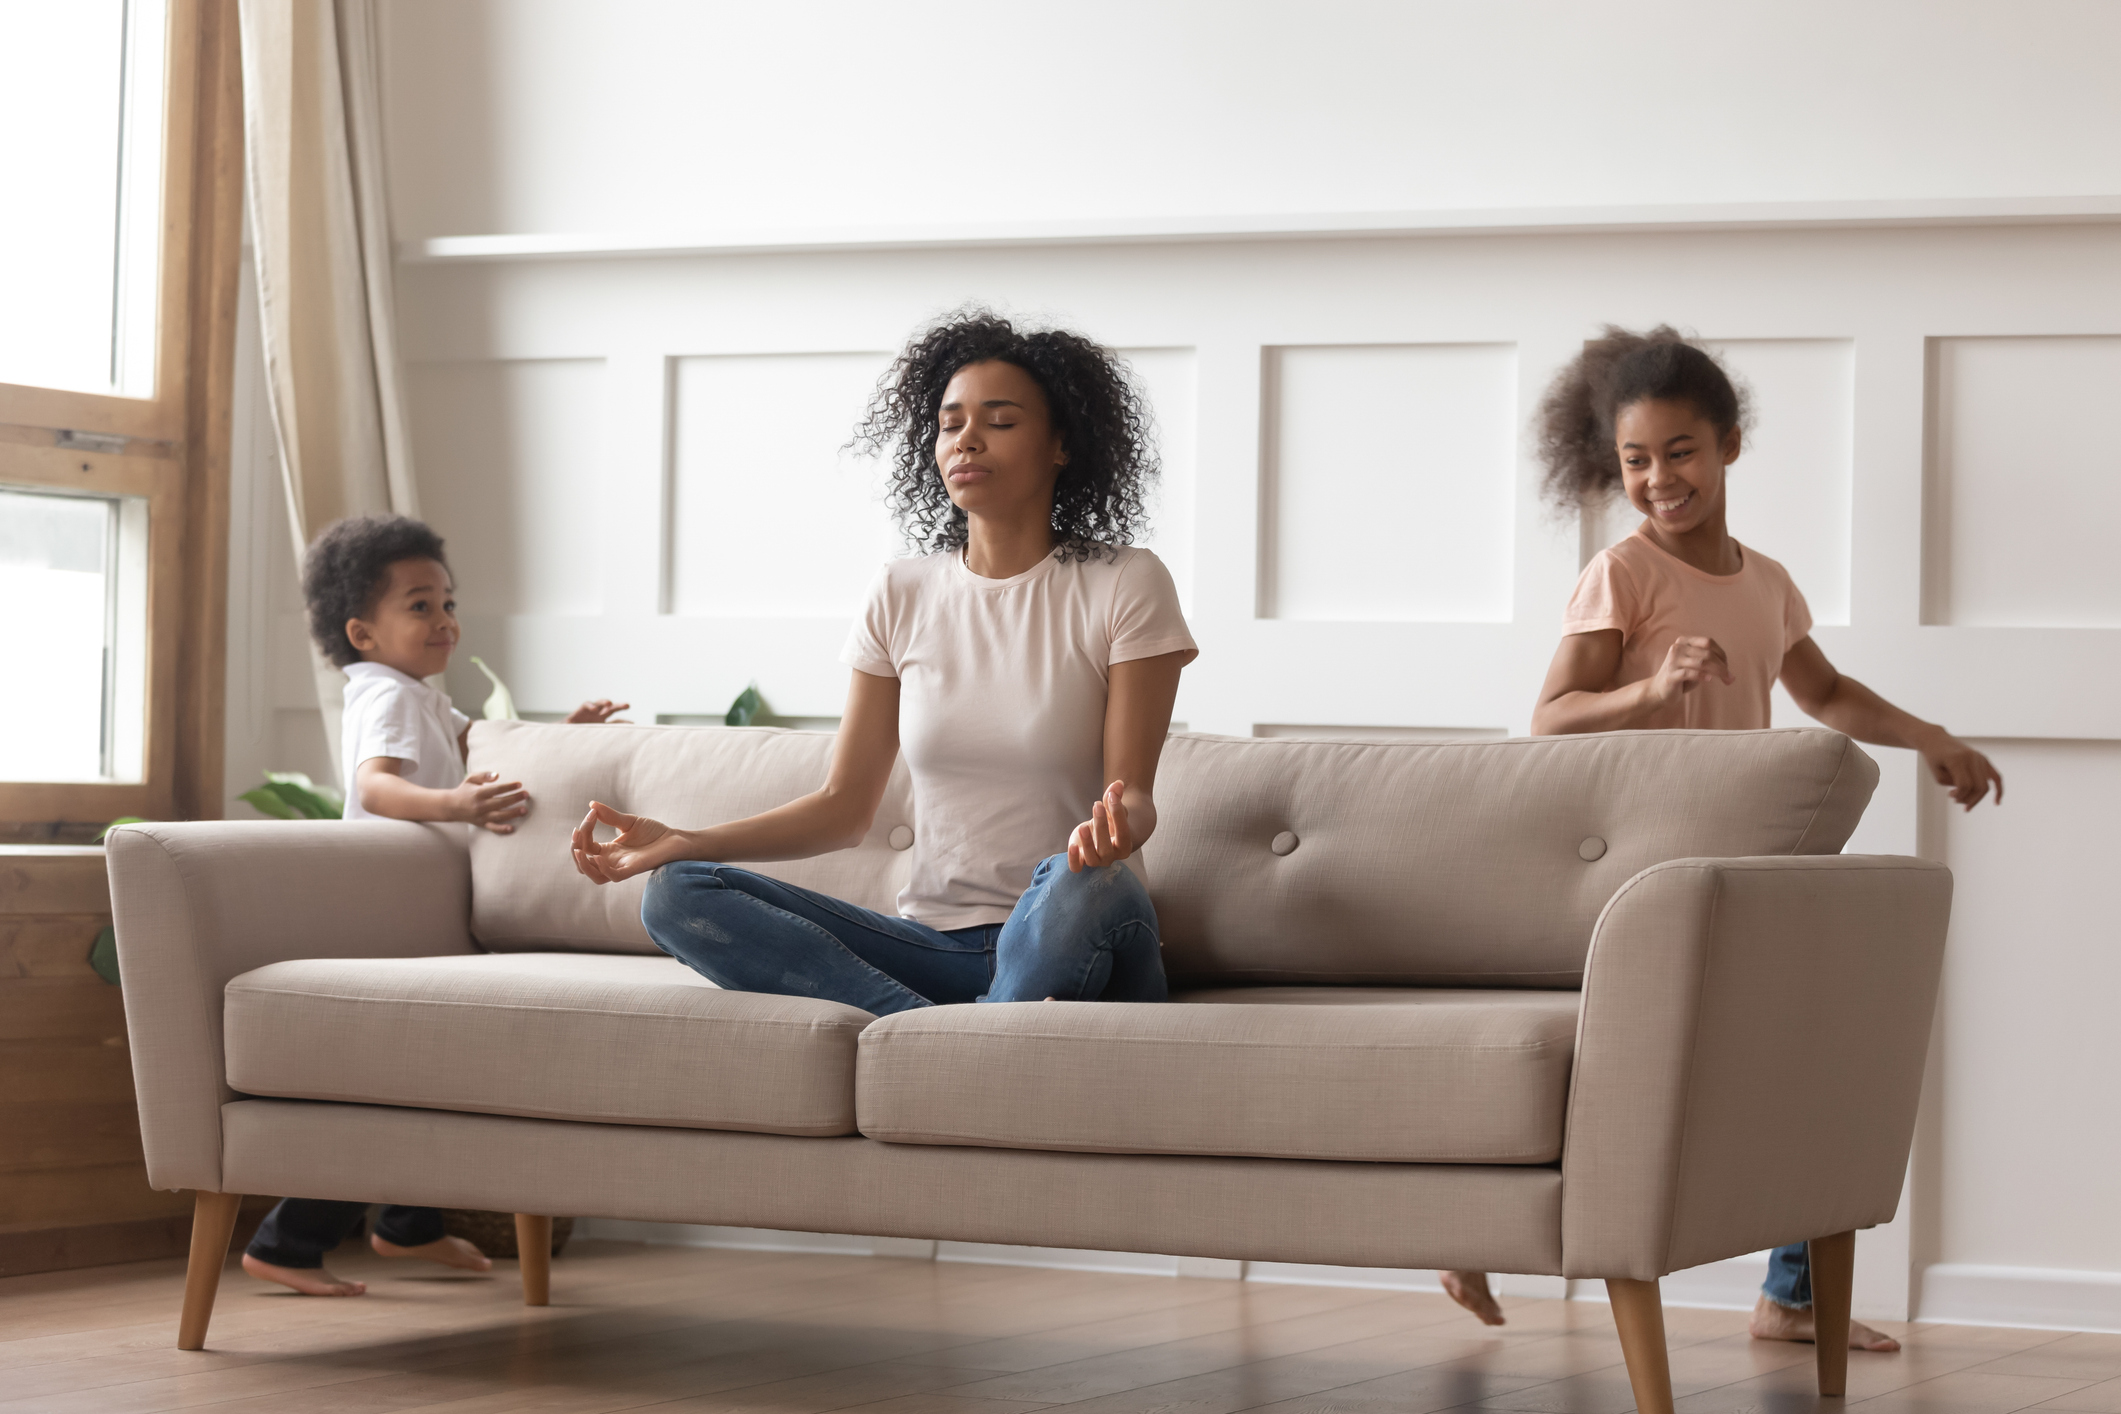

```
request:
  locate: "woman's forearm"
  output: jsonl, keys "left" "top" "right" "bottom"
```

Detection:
{"left": 665, "top": 785, "right": 876, "bottom": 865}
{"left": 1121, "top": 787, "right": 1157, "bottom": 852}
{"left": 1531, "top": 677, "right": 1669, "bottom": 736}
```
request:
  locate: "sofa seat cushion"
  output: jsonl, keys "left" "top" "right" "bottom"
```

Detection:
{"left": 225, "top": 953, "right": 871, "bottom": 1136}
{"left": 856, "top": 987, "right": 1580, "bottom": 1163}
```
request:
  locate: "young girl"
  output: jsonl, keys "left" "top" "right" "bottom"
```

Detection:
{"left": 1439, "top": 327, "right": 2001, "bottom": 1350}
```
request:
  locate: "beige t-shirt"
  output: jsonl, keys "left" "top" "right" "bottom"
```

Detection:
{"left": 1562, "top": 526, "right": 1813, "bottom": 730}
{"left": 841, "top": 545, "right": 1198, "bottom": 928}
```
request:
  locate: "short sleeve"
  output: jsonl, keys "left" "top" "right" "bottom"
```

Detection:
{"left": 348, "top": 682, "right": 421, "bottom": 768}
{"left": 1108, "top": 550, "right": 1198, "bottom": 666}
{"left": 1781, "top": 574, "right": 1814, "bottom": 652}
{"left": 1560, "top": 549, "right": 1640, "bottom": 638}
{"left": 839, "top": 562, "right": 899, "bottom": 678}
{"left": 449, "top": 704, "right": 472, "bottom": 737}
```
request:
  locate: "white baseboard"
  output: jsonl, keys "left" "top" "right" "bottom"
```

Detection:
{"left": 1918, "top": 1264, "right": 2121, "bottom": 1334}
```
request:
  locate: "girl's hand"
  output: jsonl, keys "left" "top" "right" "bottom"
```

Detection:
{"left": 1068, "top": 780, "right": 1134, "bottom": 872}
{"left": 571, "top": 800, "right": 678, "bottom": 884}
{"left": 1650, "top": 635, "right": 1734, "bottom": 702}
{"left": 1917, "top": 731, "right": 2005, "bottom": 810}
{"left": 450, "top": 771, "right": 530, "bottom": 833}
{"left": 567, "top": 699, "right": 632, "bottom": 724}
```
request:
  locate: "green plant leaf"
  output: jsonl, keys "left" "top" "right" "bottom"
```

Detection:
{"left": 262, "top": 771, "right": 344, "bottom": 819}
{"left": 88, "top": 926, "right": 121, "bottom": 986}
{"left": 96, "top": 816, "right": 147, "bottom": 843}
{"left": 725, "top": 683, "right": 766, "bottom": 727}
{"left": 469, "top": 655, "right": 520, "bottom": 721}
{"left": 240, "top": 785, "right": 303, "bottom": 819}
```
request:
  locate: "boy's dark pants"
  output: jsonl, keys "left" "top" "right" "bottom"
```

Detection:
{"left": 245, "top": 1198, "right": 444, "bottom": 1269}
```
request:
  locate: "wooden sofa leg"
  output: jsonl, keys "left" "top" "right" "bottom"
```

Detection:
{"left": 178, "top": 1191, "right": 244, "bottom": 1350}
{"left": 1810, "top": 1230, "right": 1856, "bottom": 1397}
{"left": 1607, "top": 1277, "right": 1675, "bottom": 1414}
{"left": 515, "top": 1214, "right": 552, "bottom": 1306}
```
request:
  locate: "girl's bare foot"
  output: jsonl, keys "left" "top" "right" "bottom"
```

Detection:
{"left": 240, "top": 1252, "right": 367, "bottom": 1296}
{"left": 1748, "top": 1295, "right": 1900, "bottom": 1351}
{"left": 1441, "top": 1269, "right": 1507, "bottom": 1326}
{"left": 371, "top": 1233, "right": 493, "bottom": 1272}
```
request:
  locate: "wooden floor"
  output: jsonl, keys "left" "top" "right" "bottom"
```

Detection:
{"left": 2, "top": 1241, "right": 2117, "bottom": 1414}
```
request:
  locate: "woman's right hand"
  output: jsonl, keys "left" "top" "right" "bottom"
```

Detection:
{"left": 1650, "top": 635, "right": 1733, "bottom": 702}
{"left": 571, "top": 800, "right": 681, "bottom": 884}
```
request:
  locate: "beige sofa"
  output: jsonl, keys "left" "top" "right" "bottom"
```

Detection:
{"left": 108, "top": 724, "right": 1951, "bottom": 1412}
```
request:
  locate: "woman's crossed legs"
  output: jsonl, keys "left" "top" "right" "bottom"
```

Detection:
{"left": 641, "top": 853, "right": 1165, "bottom": 1015}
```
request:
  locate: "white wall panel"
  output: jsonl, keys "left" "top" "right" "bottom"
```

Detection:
{"left": 668, "top": 352, "right": 897, "bottom": 618}
{"left": 1264, "top": 344, "right": 1516, "bottom": 623}
{"left": 1927, "top": 336, "right": 2121, "bottom": 628}
{"left": 1936, "top": 740, "right": 2121, "bottom": 1274}
{"left": 1123, "top": 347, "right": 1197, "bottom": 613}
{"left": 407, "top": 358, "right": 608, "bottom": 617}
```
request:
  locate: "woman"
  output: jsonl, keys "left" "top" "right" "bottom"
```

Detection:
{"left": 570, "top": 310, "right": 1197, "bottom": 1013}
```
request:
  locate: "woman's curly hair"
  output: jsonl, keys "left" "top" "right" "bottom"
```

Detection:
{"left": 850, "top": 307, "right": 1157, "bottom": 560}
{"left": 1535, "top": 325, "right": 1752, "bottom": 510}
{"left": 301, "top": 514, "right": 449, "bottom": 668}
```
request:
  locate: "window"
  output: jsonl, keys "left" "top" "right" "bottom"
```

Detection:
{"left": 0, "top": 0, "right": 241, "bottom": 837}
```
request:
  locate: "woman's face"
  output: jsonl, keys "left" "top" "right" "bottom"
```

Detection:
{"left": 933, "top": 360, "right": 1068, "bottom": 522}
{"left": 1614, "top": 396, "right": 1740, "bottom": 536}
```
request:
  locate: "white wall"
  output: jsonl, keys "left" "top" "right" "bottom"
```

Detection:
{"left": 377, "top": 0, "right": 2121, "bottom": 242}
{"left": 222, "top": 0, "right": 2121, "bottom": 1332}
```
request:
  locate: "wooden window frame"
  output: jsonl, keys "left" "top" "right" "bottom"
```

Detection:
{"left": 0, "top": 0, "right": 243, "bottom": 839}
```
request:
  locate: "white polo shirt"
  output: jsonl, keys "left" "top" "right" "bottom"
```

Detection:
{"left": 340, "top": 662, "right": 471, "bottom": 821}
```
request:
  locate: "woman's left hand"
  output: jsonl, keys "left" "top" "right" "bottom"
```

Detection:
{"left": 1068, "top": 780, "right": 1134, "bottom": 872}
{"left": 567, "top": 699, "right": 632, "bottom": 724}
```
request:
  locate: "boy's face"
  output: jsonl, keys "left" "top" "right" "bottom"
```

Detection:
{"left": 345, "top": 557, "right": 458, "bottom": 679}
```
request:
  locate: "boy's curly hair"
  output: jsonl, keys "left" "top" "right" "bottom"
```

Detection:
{"left": 301, "top": 514, "right": 449, "bottom": 667}
{"left": 849, "top": 306, "right": 1158, "bottom": 561}
{"left": 1536, "top": 325, "right": 1753, "bottom": 511}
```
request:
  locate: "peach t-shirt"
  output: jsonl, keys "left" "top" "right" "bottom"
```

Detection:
{"left": 841, "top": 545, "right": 1198, "bottom": 929}
{"left": 1562, "top": 527, "right": 1813, "bottom": 730}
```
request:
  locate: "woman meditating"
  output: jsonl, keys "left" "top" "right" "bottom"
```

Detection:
{"left": 569, "top": 310, "right": 1197, "bottom": 1012}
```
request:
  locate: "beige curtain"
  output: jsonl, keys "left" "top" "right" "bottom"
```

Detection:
{"left": 239, "top": 0, "right": 416, "bottom": 779}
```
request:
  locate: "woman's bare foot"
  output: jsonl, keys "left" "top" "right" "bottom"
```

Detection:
{"left": 240, "top": 1252, "right": 367, "bottom": 1296}
{"left": 1748, "top": 1295, "right": 1900, "bottom": 1351}
{"left": 1441, "top": 1269, "right": 1507, "bottom": 1326}
{"left": 371, "top": 1233, "right": 493, "bottom": 1272}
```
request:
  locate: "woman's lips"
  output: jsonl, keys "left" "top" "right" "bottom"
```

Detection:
{"left": 946, "top": 462, "right": 992, "bottom": 482}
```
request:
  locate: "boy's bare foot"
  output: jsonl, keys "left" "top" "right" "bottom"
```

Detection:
{"left": 1749, "top": 1295, "right": 1900, "bottom": 1351}
{"left": 1441, "top": 1269, "right": 1507, "bottom": 1326}
{"left": 371, "top": 1233, "right": 493, "bottom": 1272}
{"left": 240, "top": 1252, "right": 367, "bottom": 1296}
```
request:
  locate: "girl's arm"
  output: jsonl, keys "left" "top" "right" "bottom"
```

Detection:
{"left": 1779, "top": 636, "right": 2003, "bottom": 809}
{"left": 1530, "top": 630, "right": 1733, "bottom": 736}
{"left": 1068, "top": 650, "right": 1189, "bottom": 871}
{"left": 358, "top": 757, "right": 529, "bottom": 833}
{"left": 571, "top": 668, "right": 902, "bottom": 884}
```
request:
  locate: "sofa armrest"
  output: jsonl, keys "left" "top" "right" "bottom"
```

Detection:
{"left": 1559, "top": 854, "right": 1951, "bottom": 1280}
{"left": 106, "top": 820, "right": 476, "bottom": 1193}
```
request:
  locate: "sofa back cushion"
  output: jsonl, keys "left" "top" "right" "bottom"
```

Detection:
{"left": 1138, "top": 729, "right": 1876, "bottom": 987}
{"left": 466, "top": 721, "right": 913, "bottom": 954}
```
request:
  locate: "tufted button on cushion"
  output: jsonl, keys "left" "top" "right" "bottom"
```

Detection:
{"left": 888, "top": 825, "right": 915, "bottom": 851}
{"left": 1578, "top": 836, "right": 1608, "bottom": 862}
{"left": 1270, "top": 831, "right": 1299, "bottom": 857}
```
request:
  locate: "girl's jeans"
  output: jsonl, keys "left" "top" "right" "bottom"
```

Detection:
{"left": 640, "top": 853, "right": 1166, "bottom": 1015}
{"left": 1763, "top": 1242, "right": 1812, "bottom": 1308}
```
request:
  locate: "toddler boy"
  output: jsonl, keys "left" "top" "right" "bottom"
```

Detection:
{"left": 241, "top": 514, "right": 625, "bottom": 1297}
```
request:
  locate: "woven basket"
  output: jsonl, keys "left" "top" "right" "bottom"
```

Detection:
{"left": 437, "top": 1209, "right": 574, "bottom": 1259}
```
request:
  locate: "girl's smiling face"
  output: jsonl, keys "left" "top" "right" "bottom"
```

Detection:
{"left": 933, "top": 359, "right": 1068, "bottom": 522}
{"left": 1614, "top": 396, "right": 1741, "bottom": 537}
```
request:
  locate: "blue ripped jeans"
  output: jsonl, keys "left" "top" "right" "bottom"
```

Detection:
{"left": 639, "top": 853, "right": 1167, "bottom": 1015}
{"left": 1763, "top": 1242, "right": 1813, "bottom": 1308}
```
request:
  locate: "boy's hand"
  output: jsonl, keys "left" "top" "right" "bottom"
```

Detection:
{"left": 451, "top": 770, "right": 531, "bottom": 833}
{"left": 567, "top": 699, "right": 632, "bottom": 724}
{"left": 1650, "top": 635, "right": 1733, "bottom": 703}
{"left": 572, "top": 800, "right": 679, "bottom": 884}
{"left": 1917, "top": 730, "right": 2004, "bottom": 810}
{"left": 1067, "top": 780, "right": 1133, "bottom": 872}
